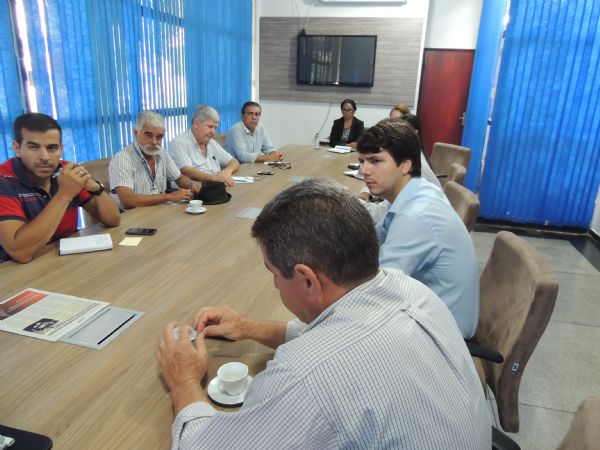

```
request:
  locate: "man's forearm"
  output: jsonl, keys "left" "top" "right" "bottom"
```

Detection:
{"left": 85, "top": 192, "right": 120, "bottom": 226}
{"left": 170, "top": 380, "right": 209, "bottom": 415}
{"left": 181, "top": 167, "right": 217, "bottom": 183}
{"left": 242, "top": 319, "right": 287, "bottom": 349}
{"left": 4, "top": 192, "right": 73, "bottom": 262}
{"left": 118, "top": 191, "right": 173, "bottom": 209}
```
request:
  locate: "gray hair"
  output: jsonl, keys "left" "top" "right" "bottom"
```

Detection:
{"left": 251, "top": 178, "right": 379, "bottom": 287}
{"left": 135, "top": 110, "right": 165, "bottom": 131}
{"left": 192, "top": 105, "right": 220, "bottom": 124}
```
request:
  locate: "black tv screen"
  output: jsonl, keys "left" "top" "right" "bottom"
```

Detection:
{"left": 297, "top": 34, "right": 377, "bottom": 87}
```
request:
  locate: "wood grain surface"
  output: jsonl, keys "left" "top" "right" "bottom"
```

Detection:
{"left": 0, "top": 145, "right": 365, "bottom": 449}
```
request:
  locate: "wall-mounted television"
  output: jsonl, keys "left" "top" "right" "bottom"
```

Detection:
{"left": 297, "top": 34, "right": 377, "bottom": 87}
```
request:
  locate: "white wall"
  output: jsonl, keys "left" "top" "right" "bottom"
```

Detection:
{"left": 255, "top": 0, "right": 482, "bottom": 147}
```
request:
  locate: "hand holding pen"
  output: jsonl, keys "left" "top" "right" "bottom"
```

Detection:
{"left": 53, "top": 163, "right": 92, "bottom": 198}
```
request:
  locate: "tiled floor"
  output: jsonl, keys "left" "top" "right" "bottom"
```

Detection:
{"left": 470, "top": 231, "right": 600, "bottom": 449}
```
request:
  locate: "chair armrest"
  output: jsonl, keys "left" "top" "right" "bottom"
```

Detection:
{"left": 466, "top": 341, "right": 504, "bottom": 363}
{"left": 492, "top": 426, "right": 521, "bottom": 450}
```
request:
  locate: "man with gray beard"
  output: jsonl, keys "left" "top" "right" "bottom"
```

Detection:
{"left": 109, "top": 110, "right": 201, "bottom": 209}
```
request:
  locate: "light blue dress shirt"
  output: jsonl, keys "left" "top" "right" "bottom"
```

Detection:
{"left": 377, "top": 177, "right": 480, "bottom": 338}
{"left": 170, "top": 269, "right": 490, "bottom": 449}
{"left": 223, "top": 121, "right": 275, "bottom": 163}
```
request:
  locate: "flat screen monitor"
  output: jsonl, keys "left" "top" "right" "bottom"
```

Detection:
{"left": 297, "top": 34, "right": 377, "bottom": 87}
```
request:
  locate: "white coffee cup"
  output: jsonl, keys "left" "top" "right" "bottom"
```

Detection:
{"left": 189, "top": 199, "right": 203, "bottom": 212}
{"left": 217, "top": 362, "right": 248, "bottom": 396}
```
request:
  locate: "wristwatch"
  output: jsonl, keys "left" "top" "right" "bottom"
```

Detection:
{"left": 89, "top": 180, "right": 105, "bottom": 196}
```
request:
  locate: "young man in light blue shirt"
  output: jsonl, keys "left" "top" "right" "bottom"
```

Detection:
{"left": 224, "top": 102, "right": 284, "bottom": 163}
{"left": 357, "top": 120, "right": 479, "bottom": 338}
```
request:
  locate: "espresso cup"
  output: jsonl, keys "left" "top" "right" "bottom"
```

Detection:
{"left": 217, "top": 362, "right": 249, "bottom": 396}
{"left": 189, "top": 199, "right": 203, "bottom": 212}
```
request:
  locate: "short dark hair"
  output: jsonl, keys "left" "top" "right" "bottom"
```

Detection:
{"left": 252, "top": 178, "right": 379, "bottom": 287}
{"left": 13, "top": 113, "right": 62, "bottom": 145}
{"left": 357, "top": 120, "right": 421, "bottom": 177}
{"left": 241, "top": 101, "right": 261, "bottom": 115}
{"left": 340, "top": 99, "right": 357, "bottom": 111}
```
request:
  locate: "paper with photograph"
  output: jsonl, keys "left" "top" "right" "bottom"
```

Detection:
{"left": 0, "top": 288, "right": 109, "bottom": 342}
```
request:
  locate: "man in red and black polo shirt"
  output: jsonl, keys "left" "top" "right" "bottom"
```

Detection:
{"left": 0, "top": 113, "right": 120, "bottom": 263}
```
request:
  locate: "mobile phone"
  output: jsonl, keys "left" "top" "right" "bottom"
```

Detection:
{"left": 125, "top": 228, "right": 157, "bottom": 236}
{"left": 257, "top": 171, "right": 274, "bottom": 175}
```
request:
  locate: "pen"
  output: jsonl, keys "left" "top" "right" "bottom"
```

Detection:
{"left": 52, "top": 163, "right": 79, "bottom": 178}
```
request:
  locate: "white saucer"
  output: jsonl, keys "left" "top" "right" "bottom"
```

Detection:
{"left": 185, "top": 206, "right": 207, "bottom": 214}
{"left": 207, "top": 376, "right": 253, "bottom": 406}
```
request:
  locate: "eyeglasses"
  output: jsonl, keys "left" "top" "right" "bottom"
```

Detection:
{"left": 342, "top": 109, "right": 355, "bottom": 113}
{"left": 245, "top": 112, "right": 261, "bottom": 117}
{"left": 266, "top": 161, "right": 291, "bottom": 170}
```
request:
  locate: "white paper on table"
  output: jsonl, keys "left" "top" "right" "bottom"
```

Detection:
{"left": 0, "top": 288, "right": 109, "bottom": 342}
{"left": 232, "top": 176, "right": 254, "bottom": 183}
{"left": 343, "top": 169, "right": 365, "bottom": 180}
{"left": 329, "top": 145, "right": 352, "bottom": 154}
{"left": 59, "top": 234, "right": 113, "bottom": 255}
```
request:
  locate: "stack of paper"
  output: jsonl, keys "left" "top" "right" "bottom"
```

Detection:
{"left": 59, "top": 234, "right": 113, "bottom": 255}
{"left": 328, "top": 146, "right": 352, "bottom": 154}
{"left": 343, "top": 169, "right": 364, "bottom": 180}
{"left": 232, "top": 176, "right": 254, "bottom": 184}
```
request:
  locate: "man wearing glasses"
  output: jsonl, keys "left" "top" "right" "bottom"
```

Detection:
{"left": 224, "top": 102, "right": 284, "bottom": 163}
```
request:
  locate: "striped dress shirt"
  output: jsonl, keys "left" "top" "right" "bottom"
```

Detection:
{"left": 108, "top": 143, "right": 181, "bottom": 208}
{"left": 171, "top": 268, "right": 490, "bottom": 449}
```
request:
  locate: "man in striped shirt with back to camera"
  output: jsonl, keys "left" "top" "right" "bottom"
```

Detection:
{"left": 156, "top": 178, "right": 491, "bottom": 449}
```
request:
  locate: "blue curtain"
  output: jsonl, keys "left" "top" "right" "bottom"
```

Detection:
{"left": 478, "top": 0, "right": 600, "bottom": 228}
{"left": 461, "top": 0, "right": 507, "bottom": 191}
{"left": 87, "top": 0, "right": 188, "bottom": 156}
{"left": 0, "top": 1, "right": 24, "bottom": 161}
{"left": 184, "top": 0, "right": 252, "bottom": 131}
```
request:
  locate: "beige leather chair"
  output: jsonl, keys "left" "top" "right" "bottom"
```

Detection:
{"left": 81, "top": 157, "right": 112, "bottom": 225}
{"left": 430, "top": 143, "right": 471, "bottom": 186}
{"left": 448, "top": 163, "right": 467, "bottom": 185}
{"left": 444, "top": 181, "right": 479, "bottom": 232}
{"left": 557, "top": 397, "right": 600, "bottom": 450}
{"left": 81, "top": 157, "right": 111, "bottom": 193}
{"left": 214, "top": 133, "right": 227, "bottom": 146}
{"left": 471, "top": 231, "right": 559, "bottom": 433}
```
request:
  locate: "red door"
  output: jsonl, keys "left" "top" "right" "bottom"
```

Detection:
{"left": 417, "top": 49, "right": 474, "bottom": 156}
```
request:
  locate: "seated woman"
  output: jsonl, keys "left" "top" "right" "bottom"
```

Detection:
{"left": 389, "top": 104, "right": 410, "bottom": 119}
{"left": 329, "top": 99, "right": 364, "bottom": 148}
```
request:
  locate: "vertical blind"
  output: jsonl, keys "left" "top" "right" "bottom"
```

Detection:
{"left": 0, "top": 1, "right": 23, "bottom": 161}
{"left": 184, "top": 0, "right": 252, "bottom": 131}
{"left": 1, "top": 0, "right": 251, "bottom": 162}
{"left": 478, "top": 0, "right": 600, "bottom": 227}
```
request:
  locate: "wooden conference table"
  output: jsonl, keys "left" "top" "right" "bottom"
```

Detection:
{"left": 0, "top": 145, "right": 364, "bottom": 449}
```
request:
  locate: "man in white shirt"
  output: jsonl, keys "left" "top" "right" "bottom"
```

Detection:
{"left": 109, "top": 111, "right": 201, "bottom": 209}
{"left": 156, "top": 178, "right": 490, "bottom": 449}
{"left": 223, "top": 101, "right": 284, "bottom": 163}
{"left": 169, "top": 105, "right": 240, "bottom": 187}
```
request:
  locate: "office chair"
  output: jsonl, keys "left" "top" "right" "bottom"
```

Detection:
{"left": 557, "top": 396, "right": 600, "bottom": 449}
{"left": 214, "top": 133, "right": 228, "bottom": 146}
{"left": 490, "top": 396, "right": 600, "bottom": 450}
{"left": 448, "top": 162, "right": 467, "bottom": 185}
{"left": 430, "top": 142, "right": 471, "bottom": 186}
{"left": 443, "top": 181, "right": 480, "bottom": 232}
{"left": 81, "top": 157, "right": 113, "bottom": 226}
{"left": 469, "top": 231, "right": 559, "bottom": 434}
